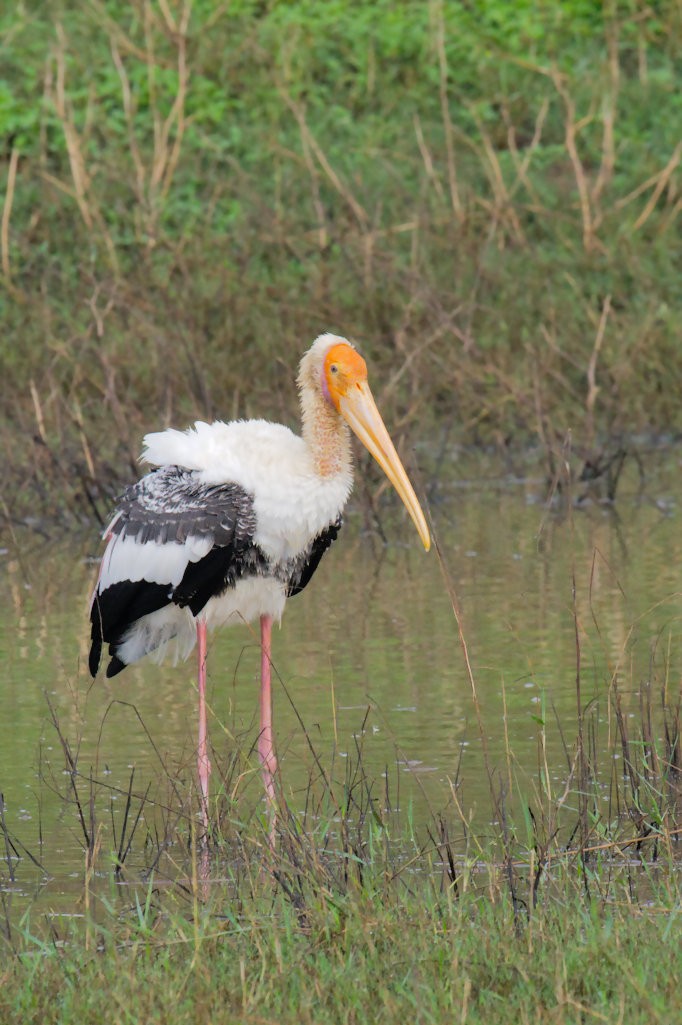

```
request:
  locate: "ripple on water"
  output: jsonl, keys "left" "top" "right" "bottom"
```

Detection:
{"left": 2, "top": 450, "right": 682, "bottom": 910}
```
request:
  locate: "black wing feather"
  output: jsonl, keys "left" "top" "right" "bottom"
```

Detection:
{"left": 89, "top": 580, "right": 171, "bottom": 676}
{"left": 174, "top": 545, "right": 269, "bottom": 616}
{"left": 111, "top": 467, "right": 256, "bottom": 547}
{"left": 89, "top": 467, "right": 343, "bottom": 678}
{"left": 287, "top": 517, "right": 342, "bottom": 597}
{"left": 89, "top": 466, "right": 258, "bottom": 677}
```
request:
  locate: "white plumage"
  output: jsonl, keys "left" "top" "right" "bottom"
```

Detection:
{"left": 142, "top": 418, "right": 353, "bottom": 563}
{"left": 95, "top": 415, "right": 353, "bottom": 667}
{"left": 100, "top": 529, "right": 214, "bottom": 589}
{"left": 88, "top": 333, "right": 430, "bottom": 821}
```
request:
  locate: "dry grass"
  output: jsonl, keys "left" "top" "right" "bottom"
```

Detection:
{"left": 1, "top": 3, "right": 680, "bottom": 532}
{"left": 1, "top": 625, "right": 680, "bottom": 1023}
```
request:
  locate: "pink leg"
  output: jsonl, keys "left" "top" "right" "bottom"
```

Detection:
{"left": 196, "top": 620, "right": 211, "bottom": 830}
{"left": 259, "top": 614, "right": 277, "bottom": 808}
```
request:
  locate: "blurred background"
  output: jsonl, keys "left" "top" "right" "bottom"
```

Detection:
{"left": 1, "top": 0, "right": 680, "bottom": 529}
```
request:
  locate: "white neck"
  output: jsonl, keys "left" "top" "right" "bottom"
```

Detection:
{"left": 300, "top": 384, "right": 354, "bottom": 480}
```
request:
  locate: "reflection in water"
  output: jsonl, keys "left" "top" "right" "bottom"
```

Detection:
{"left": 1, "top": 453, "right": 681, "bottom": 909}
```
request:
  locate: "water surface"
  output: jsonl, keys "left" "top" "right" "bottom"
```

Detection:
{"left": 1, "top": 450, "right": 681, "bottom": 911}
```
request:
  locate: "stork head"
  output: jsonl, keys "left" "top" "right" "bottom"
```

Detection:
{"left": 300, "top": 334, "right": 430, "bottom": 551}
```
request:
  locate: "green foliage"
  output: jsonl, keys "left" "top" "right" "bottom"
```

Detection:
{"left": 0, "top": 0, "right": 681, "bottom": 521}
{"left": 2, "top": 873, "right": 680, "bottom": 1024}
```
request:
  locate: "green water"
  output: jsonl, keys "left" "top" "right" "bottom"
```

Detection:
{"left": 1, "top": 451, "right": 681, "bottom": 911}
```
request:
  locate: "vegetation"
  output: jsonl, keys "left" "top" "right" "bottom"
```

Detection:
{"left": 1, "top": 5, "right": 681, "bottom": 1020}
{"left": 2, "top": 685, "right": 682, "bottom": 1024}
{"left": 2, "top": 533, "right": 682, "bottom": 1024}
{"left": 1, "top": 0, "right": 680, "bottom": 526}
{"left": 2, "top": 876, "right": 681, "bottom": 1024}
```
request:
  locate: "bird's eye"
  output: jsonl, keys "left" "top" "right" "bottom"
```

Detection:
{"left": 330, "top": 364, "right": 338, "bottom": 374}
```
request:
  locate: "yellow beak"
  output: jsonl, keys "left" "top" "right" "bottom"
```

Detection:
{"left": 339, "top": 381, "right": 431, "bottom": 551}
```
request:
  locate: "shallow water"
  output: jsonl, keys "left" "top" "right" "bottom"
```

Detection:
{"left": 1, "top": 449, "right": 681, "bottom": 913}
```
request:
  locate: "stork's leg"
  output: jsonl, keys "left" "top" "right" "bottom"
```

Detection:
{"left": 196, "top": 620, "right": 211, "bottom": 830}
{"left": 259, "top": 614, "right": 277, "bottom": 808}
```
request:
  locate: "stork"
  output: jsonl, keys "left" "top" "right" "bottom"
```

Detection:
{"left": 88, "top": 334, "right": 430, "bottom": 825}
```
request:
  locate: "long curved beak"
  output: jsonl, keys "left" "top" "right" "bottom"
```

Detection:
{"left": 339, "top": 381, "right": 431, "bottom": 551}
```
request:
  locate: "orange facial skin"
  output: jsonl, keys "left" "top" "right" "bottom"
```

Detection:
{"left": 323, "top": 343, "right": 368, "bottom": 410}
{"left": 322, "top": 341, "right": 430, "bottom": 552}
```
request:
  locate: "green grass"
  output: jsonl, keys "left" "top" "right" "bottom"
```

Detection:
{"left": 3, "top": 849, "right": 680, "bottom": 1024}
{"left": 1, "top": 1, "right": 681, "bottom": 526}
{"left": 1, "top": 6, "right": 681, "bottom": 1009}
{"left": 3, "top": 644, "right": 682, "bottom": 1025}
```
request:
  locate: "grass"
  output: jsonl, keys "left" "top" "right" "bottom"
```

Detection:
{"left": 2, "top": 788, "right": 681, "bottom": 1025}
{"left": 1, "top": 1, "right": 681, "bottom": 528}
{"left": 1, "top": 592, "right": 681, "bottom": 1024}
{"left": 2, "top": 465, "right": 681, "bottom": 1024}
{"left": 3, "top": 875, "right": 680, "bottom": 1024}
{"left": 1, "top": 4, "right": 681, "bottom": 1018}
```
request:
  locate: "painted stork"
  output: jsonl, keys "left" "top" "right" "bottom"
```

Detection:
{"left": 88, "top": 334, "right": 430, "bottom": 822}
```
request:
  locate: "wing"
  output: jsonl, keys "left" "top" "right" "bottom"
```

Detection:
{"left": 109, "top": 465, "right": 257, "bottom": 547}
{"left": 89, "top": 466, "right": 259, "bottom": 677}
{"left": 286, "top": 516, "right": 342, "bottom": 598}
